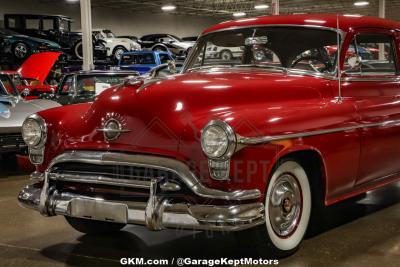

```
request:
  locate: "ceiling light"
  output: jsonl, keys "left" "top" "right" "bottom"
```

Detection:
{"left": 233, "top": 12, "right": 246, "bottom": 17}
{"left": 354, "top": 1, "right": 369, "bottom": 6}
{"left": 254, "top": 4, "right": 269, "bottom": 10}
{"left": 161, "top": 5, "right": 176, "bottom": 11}
{"left": 66, "top": 0, "right": 79, "bottom": 2}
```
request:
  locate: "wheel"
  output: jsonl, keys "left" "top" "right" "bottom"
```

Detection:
{"left": 235, "top": 159, "right": 311, "bottom": 257}
{"left": 73, "top": 41, "right": 83, "bottom": 60}
{"left": 219, "top": 49, "right": 233, "bottom": 60}
{"left": 65, "top": 216, "right": 126, "bottom": 234}
{"left": 13, "top": 42, "right": 30, "bottom": 60}
{"left": 112, "top": 46, "right": 127, "bottom": 62}
{"left": 152, "top": 46, "right": 167, "bottom": 52}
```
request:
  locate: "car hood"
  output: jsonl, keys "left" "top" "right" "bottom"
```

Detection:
{"left": 0, "top": 96, "right": 60, "bottom": 134}
{"left": 17, "top": 52, "right": 62, "bottom": 84}
{"left": 56, "top": 69, "right": 329, "bottom": 157}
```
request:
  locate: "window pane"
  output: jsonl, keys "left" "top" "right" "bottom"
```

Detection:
{"left": 25, "top": 19, "right": 40, "bottom": 30}
{"left": 8, "top": 18, "right": 16, "bottom": 28}
{"left": 344, "top": 33, "right": 396, "bottom": 75}
{"left": 42, "top": 19, "right": 55, "bottom": 31}
{"left": 159, "top": 54, "right": 171, "bottom": 64}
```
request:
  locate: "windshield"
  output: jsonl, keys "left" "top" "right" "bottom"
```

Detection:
{"left": 0, "top": 75, "right": 18, "bottom": 96}
{"left": 103, "top": 29, "right": 115, "bottom": 38}
{"left": 59, "top": 74, "right": 132, "bottom": 96}
{"left": 59, "top": 19, "right": 70, "bottom": 32}
{"left": 120, "top": 54, "right": 156, "bottom": 65}
{"left": 168, "top": 35, "right": 181, "bottom": 42}
{"left": 185, "top": 26, "right": 340, "bottom": 75}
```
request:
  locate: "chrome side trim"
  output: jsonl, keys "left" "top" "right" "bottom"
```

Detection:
{"left": 237, "top": 120, "right": 399, "bottom": 146}
{"left": 45, "top": 151, "right": 261, "bottom": 201}
{"left": 343, "top": 76, "right": 400, "bottom": 82}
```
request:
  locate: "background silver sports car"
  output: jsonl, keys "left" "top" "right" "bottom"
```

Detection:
{"left": 0, "top": 73, "right": 60, "bottom": 154}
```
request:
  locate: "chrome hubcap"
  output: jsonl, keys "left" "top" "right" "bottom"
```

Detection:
{"left": 115, "top": 49, "right": 124, "bottom": 60}
{"left": 15, "top": 44, "right": 27, "bottom": 58}
{"left": 221, "top": 52, "right": 231, "bottom": 60}
{"left": 269, "top": 173, "right": 302, "bottom": 237}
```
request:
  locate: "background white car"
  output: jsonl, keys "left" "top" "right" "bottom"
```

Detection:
{"left": 206, "top": 44, "right": 244, "bottom": 60}
{"left": 93, "top": 29, "right": 141, "bottom": 61}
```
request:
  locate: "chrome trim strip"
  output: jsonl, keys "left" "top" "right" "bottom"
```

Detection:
{"left": 44, "top": 151, "right": 261, "bottom": 201}
{"left": 237, "top": 120, "right": 399, "bottom": 146}
{"left": 343, "top": 76, "right": 400, "bottom": 82}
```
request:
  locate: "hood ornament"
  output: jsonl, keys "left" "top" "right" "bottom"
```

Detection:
{"left": 97, "top": 114, "right": 131, "bottom": 141}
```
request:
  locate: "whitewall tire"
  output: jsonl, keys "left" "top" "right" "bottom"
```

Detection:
{"left": 235, "top": 159, "right": 312, "bottom": 257}
{"left": 265, "top": 160, "right": 311, "bottom": 251}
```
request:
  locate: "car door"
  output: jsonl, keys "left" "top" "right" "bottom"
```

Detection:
{"left": 341, "top": 28, "right": 400, "bottom": 185}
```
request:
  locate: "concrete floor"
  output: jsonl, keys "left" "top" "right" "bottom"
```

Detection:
{"left": 0, "top": 158, "right": 399, "bottom": 267}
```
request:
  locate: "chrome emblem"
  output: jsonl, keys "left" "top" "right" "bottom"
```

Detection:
{"left": 97, "top": 115, "right": 131, "bottom": 141}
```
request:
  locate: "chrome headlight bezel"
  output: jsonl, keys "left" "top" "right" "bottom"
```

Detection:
{"left": 201, "top": 120, "right": 236, "bottom": 161}
{"left": 22, "top": 114, "right": 47, "bottom": 149}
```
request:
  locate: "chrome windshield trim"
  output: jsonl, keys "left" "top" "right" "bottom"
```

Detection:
{"left": 46, "top": 151, "right": 261, "bottom": 201}
{"left": 237, "top": 120, "right": 400, "bottom": 146}
{"left": 182, "top": 24, "right": 346, "bottom": 74}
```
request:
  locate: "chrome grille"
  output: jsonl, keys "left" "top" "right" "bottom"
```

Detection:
{"left": 0, "top": 133, "right": 27, "bottom": 153}
{"left": 49, "top": 162, "right": 178, "bottom": 189}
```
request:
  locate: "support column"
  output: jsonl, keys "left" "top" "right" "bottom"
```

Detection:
{"left": 80, "top": 0, "right": 94, "bottom": 70}
{"left": 378, "top": 0, "right": 385, "bottom": 60}
{"left": 271, "top": 0, "right": 279, "bottom": 15}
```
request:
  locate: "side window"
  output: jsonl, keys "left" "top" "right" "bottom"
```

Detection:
{"left": 42, "top": 19, "right": 55, "bottom": 31}
{"left": 7, "top": 17, "right": 16, "bottom": 28}
{"left": 25, "top": 18, "right": 40, "bottom": 30}
{"left": 60, "top": 75, "right": 74, "bottom": 94}
{"left": 344, "top": 33, "right": 396, "bottom": 75}
{"left": 159, "top": 54, "right": 171, "bottom": 64}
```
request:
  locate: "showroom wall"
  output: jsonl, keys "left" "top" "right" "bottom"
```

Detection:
{"left": 0, "top": 0, "right": 222, "bottom": 37}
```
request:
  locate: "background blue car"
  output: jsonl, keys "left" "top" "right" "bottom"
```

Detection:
{"left": 118, "top": 51, "right": 174, "bottom": 75}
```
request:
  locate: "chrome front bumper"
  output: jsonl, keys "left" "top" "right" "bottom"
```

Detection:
{"left": 18, "top": 151, "right": 265, "bottom": 231}
{"left": 19, "top": 181, "right": 264, "bottom": 231}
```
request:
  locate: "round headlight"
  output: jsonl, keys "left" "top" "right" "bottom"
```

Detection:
{"left": 201, "top": 120, "right": 236, "bottom": 160}
{"left": 22, "top": 115, "right": 45, "bottom": 147}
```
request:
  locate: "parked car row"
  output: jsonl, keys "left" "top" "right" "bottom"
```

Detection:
{"left": 1, "top": 13, "right": 196, "bottom": 64}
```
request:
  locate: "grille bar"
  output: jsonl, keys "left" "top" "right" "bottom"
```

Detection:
{"left": 49, "top": 172, "right": 151, "bottom": 189}
{"left": 49, "top": 162, "right": 179, "bottom": 190}
{"left": 0, "top": 134, "right": 27, "bottom": 153}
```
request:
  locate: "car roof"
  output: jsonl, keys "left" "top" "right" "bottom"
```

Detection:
{"left": 202, "top": 14, "right": 400, "bottom": 35}
{"left": 4, "top": 14, "right": 72, "bottom": 20}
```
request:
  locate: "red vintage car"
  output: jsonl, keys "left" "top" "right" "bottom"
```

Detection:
{"left": 4, "top": 52, "right": 62, "bottom": 99}
{"left": 18, "top": 14, "right": 400, "bottom": 256}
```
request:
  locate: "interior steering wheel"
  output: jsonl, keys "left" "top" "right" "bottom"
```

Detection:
{"left": 291, "top": 55, "right": 331, "bottom": 73}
